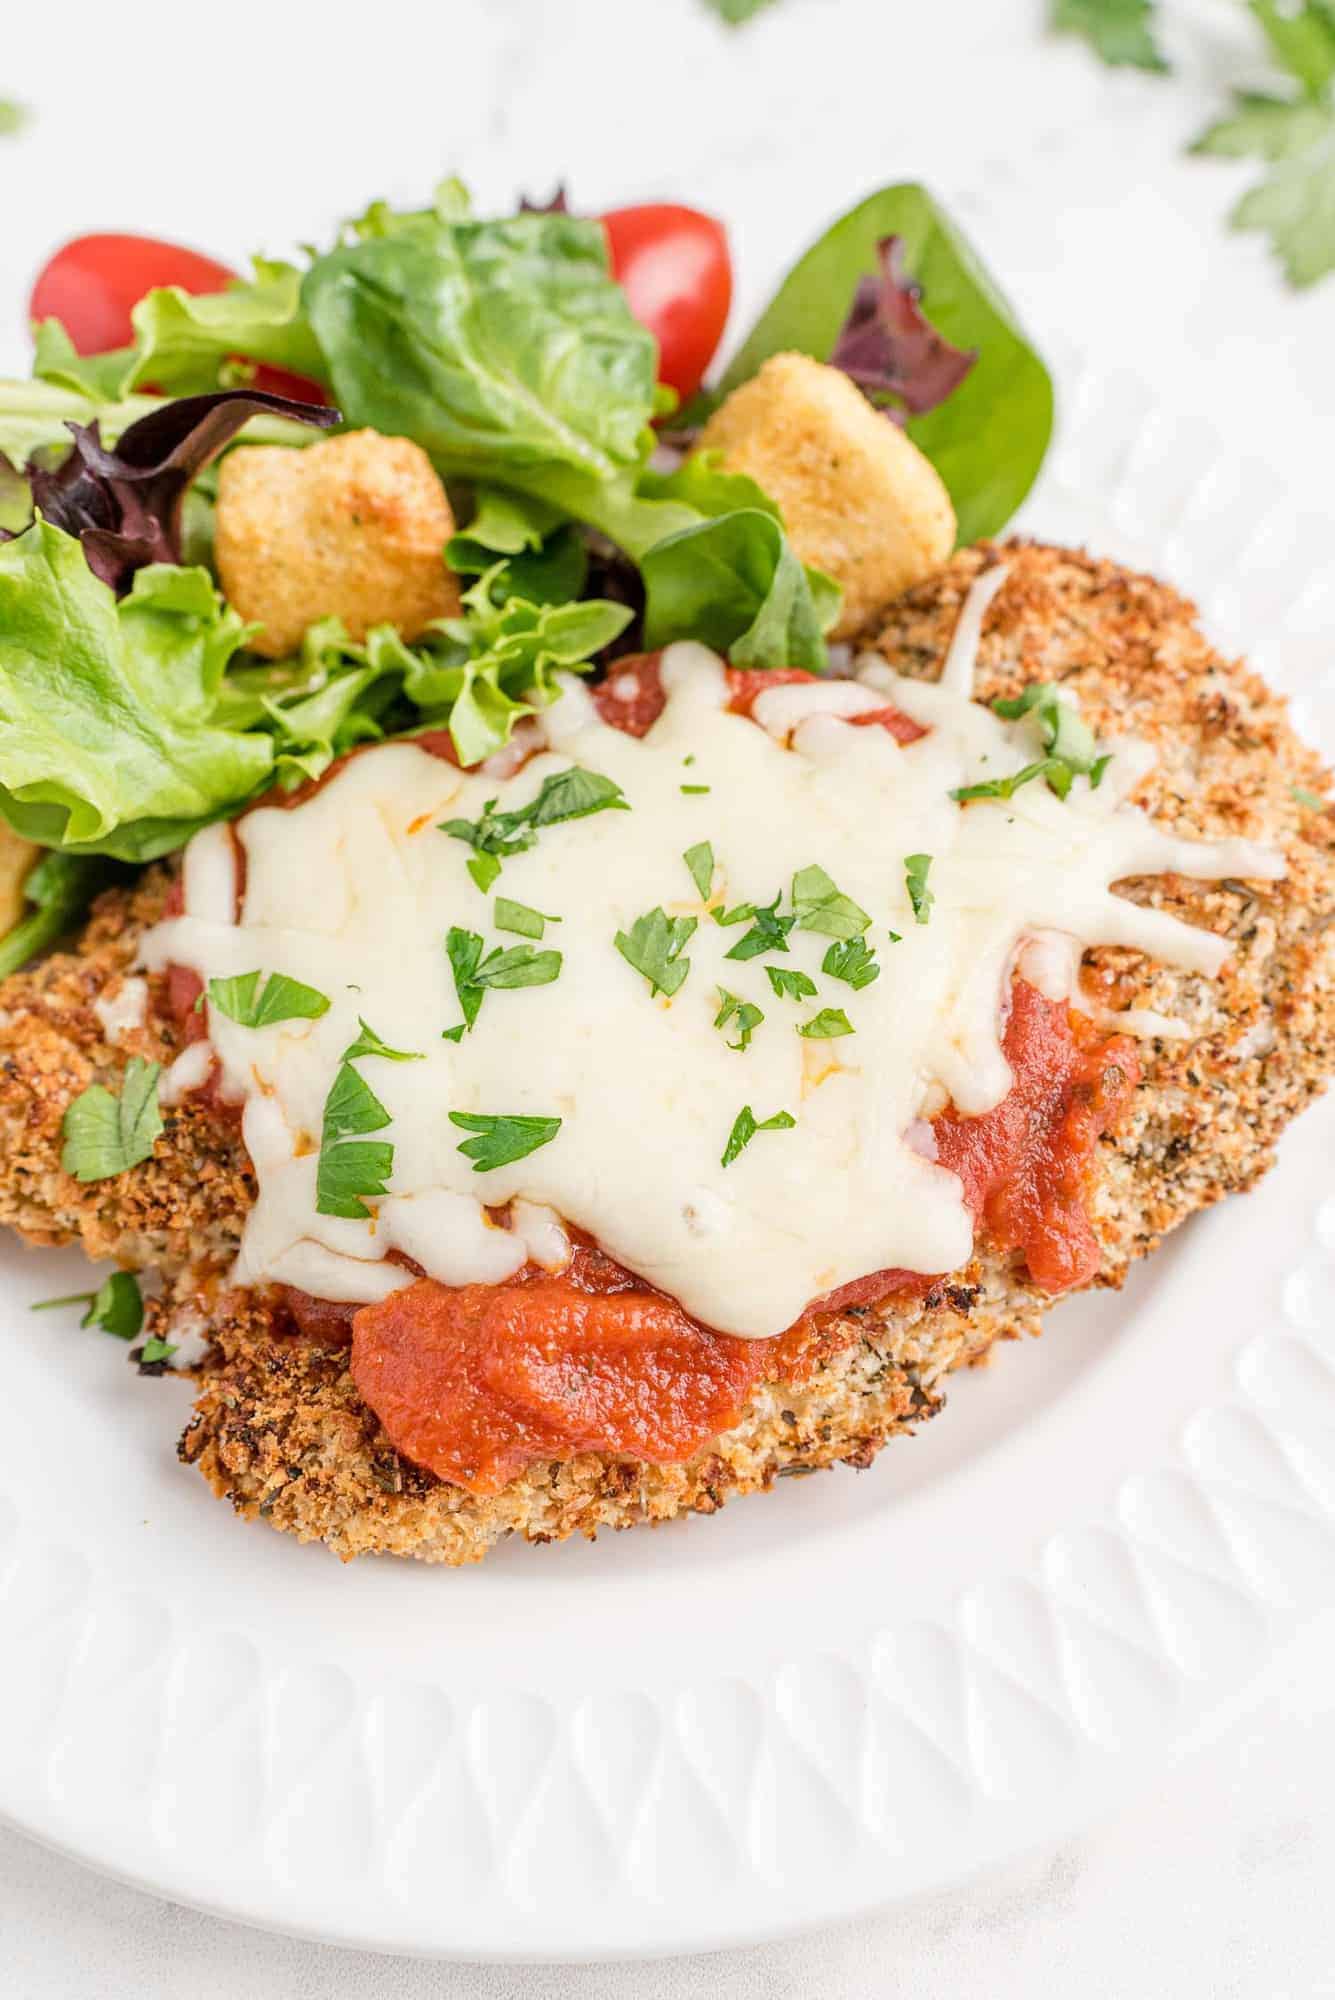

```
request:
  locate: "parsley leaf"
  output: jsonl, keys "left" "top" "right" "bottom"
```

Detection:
{"left": 445, "top": 928, "right": 487, "bottom": 1037}
{"left": 765, "top": 964, "right": 818, "bottom": 1002}
{"left": 1050, "top": 0, "right": 1168, "bottom": 72}
{"left": 446, "top": 927, "right": 562, "bottom": 1037}
{"left": 441, "top": 765, "right": 628, "bottom": 880}
{"left": 905, "top": 853, "right": 934, "bottom": 925}
{"left": 1293, "top": 783, "right": 1328, "bottom": 810}
{"left": 138, "top": 1335, "right": 178, "bottom": 1367}
{"left": 951, "top": 758, "right": 1058, "bottom": 804}
{"left": 821, "top": 938, "right": 880, "bottom": 990}
{"left": 1193, "top": 91, "right": 1335, "bottom": 287}
{"left": 528, "top": 766, "right": 629, "bottom": 827}
{"left": 683, "top": 841, "right": 715, "bottom": 899}
{"left": 449, "top": 1110, "right": 562, "bottom": 1173}
{"left": 725, "top": 893, "right": 795, "bottom": 961}
{"left": 32, "top": 1270, "right": 144, "bottom": 1341}
{"left": 616, "top": 908, "right": 697, "bottom": 997}
{"left": 797, "top": 1007, "right": 854, "bottom": 1039}
{"left": 713, "top": 901, "right": 756, "bottom": 928}
{"left": 61, "top": 1057, "right": 163, "bottom": 1183}
{"left": 1252, "top": 0, "right": 1335, "bottom": 99}
{"left": 714, "top": 988, "right": 764, "bottom": 1050}
{"left": 315, "top": 1021, "right": 417, "bottom": 1219}
{"left": 958, "top": 681, "right": 1106, "bottom": 802}
{"left": 316, "top": 1060, "right": 395, "bottom": 1218}
{"left": 342, "top": 1018, "right": 423, "bottom": 1064}
{"left": 721, "top": 1103, "right": 796, "bottom": 1168}
{"left": 207, "top": 969, "right": 331, "bottom": 1029}
{"left": 791, "top": 864, "right": 871, "bottom": 940}
{"left": 494, "top": 897, "right": 559, "bottom": 939}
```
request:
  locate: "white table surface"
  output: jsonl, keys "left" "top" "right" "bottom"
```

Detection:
{"left": 3, "top": 0, "right": 1335, "bottom": 1988}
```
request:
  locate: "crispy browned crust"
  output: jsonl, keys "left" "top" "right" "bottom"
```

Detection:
{"left": 2, "top": 539, "right": 1332, "bottom": 1563}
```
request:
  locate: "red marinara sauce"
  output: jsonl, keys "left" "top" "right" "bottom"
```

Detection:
{"left": 592, "top": 653, "right": 926, "bottom": 744}
{"left": 347, "top": 986, "right": 1138, "bottom": 1495}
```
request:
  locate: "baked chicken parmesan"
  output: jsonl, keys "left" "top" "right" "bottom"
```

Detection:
{"left": 1, "top": 538, "right": 1331, "bottom": 1562}
{"left": 2, "top": 180, "right": 1331, "bottom": 1563}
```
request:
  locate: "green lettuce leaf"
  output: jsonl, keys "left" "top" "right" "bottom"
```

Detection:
{"left": 405, "top": 570, "right": 633, "bottom": 764}
{"left": 301, "top": 213, "right": 657, "bottom": 483}
{"left": 446, "top": 487, "right": 589, "bottom": 604}
{"left": 717, "top": 183, "right": 1054, "bottom": 546}
{"left": 33, "top": 258, "right": 327, "bottom": 401}
{"left": 0, "top": 523, "right": 273, "bottom": 857}
{"left": 640, "top": 509, "right": 836, "bottom": 668}
{"left": 0, "top": 850, "right": 115, "bottom": 977}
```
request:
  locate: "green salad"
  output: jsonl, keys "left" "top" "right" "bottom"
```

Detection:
{"left": 0, "top": 177, "right": 1052, "bottom": 972}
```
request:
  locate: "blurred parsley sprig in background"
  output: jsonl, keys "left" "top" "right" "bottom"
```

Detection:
{"left": 1053, "top": 0, "right": 1335, "bottom": 286}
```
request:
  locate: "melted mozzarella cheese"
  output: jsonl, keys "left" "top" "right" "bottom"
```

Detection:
{"left": 141, "top": 640, "right": 1283, "bottom": 1339}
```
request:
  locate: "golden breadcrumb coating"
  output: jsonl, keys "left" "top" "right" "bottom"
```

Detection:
{"left": 1, "top": 540, "right": 1331, "bottom": 1564}
{"left": 214, "top": 428, "right": 461, "bottom": 658}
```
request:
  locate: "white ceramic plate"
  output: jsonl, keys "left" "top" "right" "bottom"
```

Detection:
{"left": 2, "top": 360, "right": 1334, "bottom": 1962}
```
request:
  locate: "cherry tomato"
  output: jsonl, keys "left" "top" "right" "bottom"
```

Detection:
{"left": 602, "top": 204, "right": 732, "bottom": 403}
{"left": 26, "top": 232, "right": 328, "bottom": 402}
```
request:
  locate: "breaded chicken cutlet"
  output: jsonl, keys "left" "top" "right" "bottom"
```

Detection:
{"left": 1, "top": 539, "right": 1331, "bottom": 1564}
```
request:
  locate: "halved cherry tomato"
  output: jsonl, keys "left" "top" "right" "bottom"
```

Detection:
{"left": 602, "top": 204, "right": 732, "bottom": 404}
{"left": 26, "top": 231, "right": 327, "bottom": 402}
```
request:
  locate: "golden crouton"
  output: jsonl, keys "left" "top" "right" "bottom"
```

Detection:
{"left": 698, "top": 352, "right": 956, "bottom": 640}
{"left": 0, "top": 825, "right": 38, "bottom": 938}
{"left": 214, "top": 429, "right": 462, "bottom": 659}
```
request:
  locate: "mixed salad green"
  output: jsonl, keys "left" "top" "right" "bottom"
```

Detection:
{"left": 0, "top": 178, "right": 1052, "bottom": 966}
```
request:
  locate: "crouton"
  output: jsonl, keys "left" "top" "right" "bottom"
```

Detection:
{"left": 0, "top": 824, "right": 38, "bottom": 938}
{"left": 214, "top": 429, "right": 462, "bottom": 659}
{"left": 698, "top": 352, "right": 956, "bottom": 640}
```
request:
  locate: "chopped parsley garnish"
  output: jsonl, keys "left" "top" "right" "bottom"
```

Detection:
{"left": 797, "top": 1006, "right": 854, "bottom": 1039}
{"left": 791, "top": 863, "right": 871, "bottom": 940}
{"left": 954, "top": 682, "right": 1107, "bottom": 802}
{"left": 721, "top": 1104, "right": 797, "bottom": 1168}
{"left": 1293, "top": 784, "right": 1327, "bottom": 811}
{"left": 951, "top": 759, "right": 1058, "bottom": 804}
{"left": 765, "top": 964, "right": 818, "bottom": 1002}
{"left": 683, "top": 841, "right": 715, "bottom": 899}
{"left": 315, "top": 1020, "right": 420, "bottom": 1219}
{"left": 821, "top": 937, "right": 880, "bottom": 990}
{"left": 342, "top": 1018, "right": 423, "bottom": 1064}
{"left": 905, "top": 853, "right": 934, "bottom": 925}
{"left": 449, "top": 1111, "right": 563, "bottom": 1173}
{"left": 441, "top": 766, "right": 628, "bottom": 881}
{"left": 713, "top": 901, "right": 756, "bottom": 928}
{"left": 681, "top": 783, "right": 711, "bottom": 795}
{"left": 32, "top": 1269, "right": 144, "bottom": 1341}
{"left": 615, "top": 908, "right": 697, "bottom": 997}
{"left": 316, "top": 1062, "right": 395, "bottom": 1219}
{"left": 206, "top": 969, "right": 330, "bottom": 1029}
{"left": 714, "top": 988, "right": 764, "bottom": 1051}
{"left": 138, "top": 1336, "right": 178, "bottom": 1368}
{"left": 887, "top": 929, "right": 903, "bottom": 944}
{"left": 60, "top": 1057, "right": 163, "bottom": 1184}
{"left": 725, "top": 893, "right": 795, "bottom": 961}
{"left": 494, "top": 897, "right": 560, "bottom": 940}
{"left": 445, "top": 927, "right": 562, "bottom": 1038}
